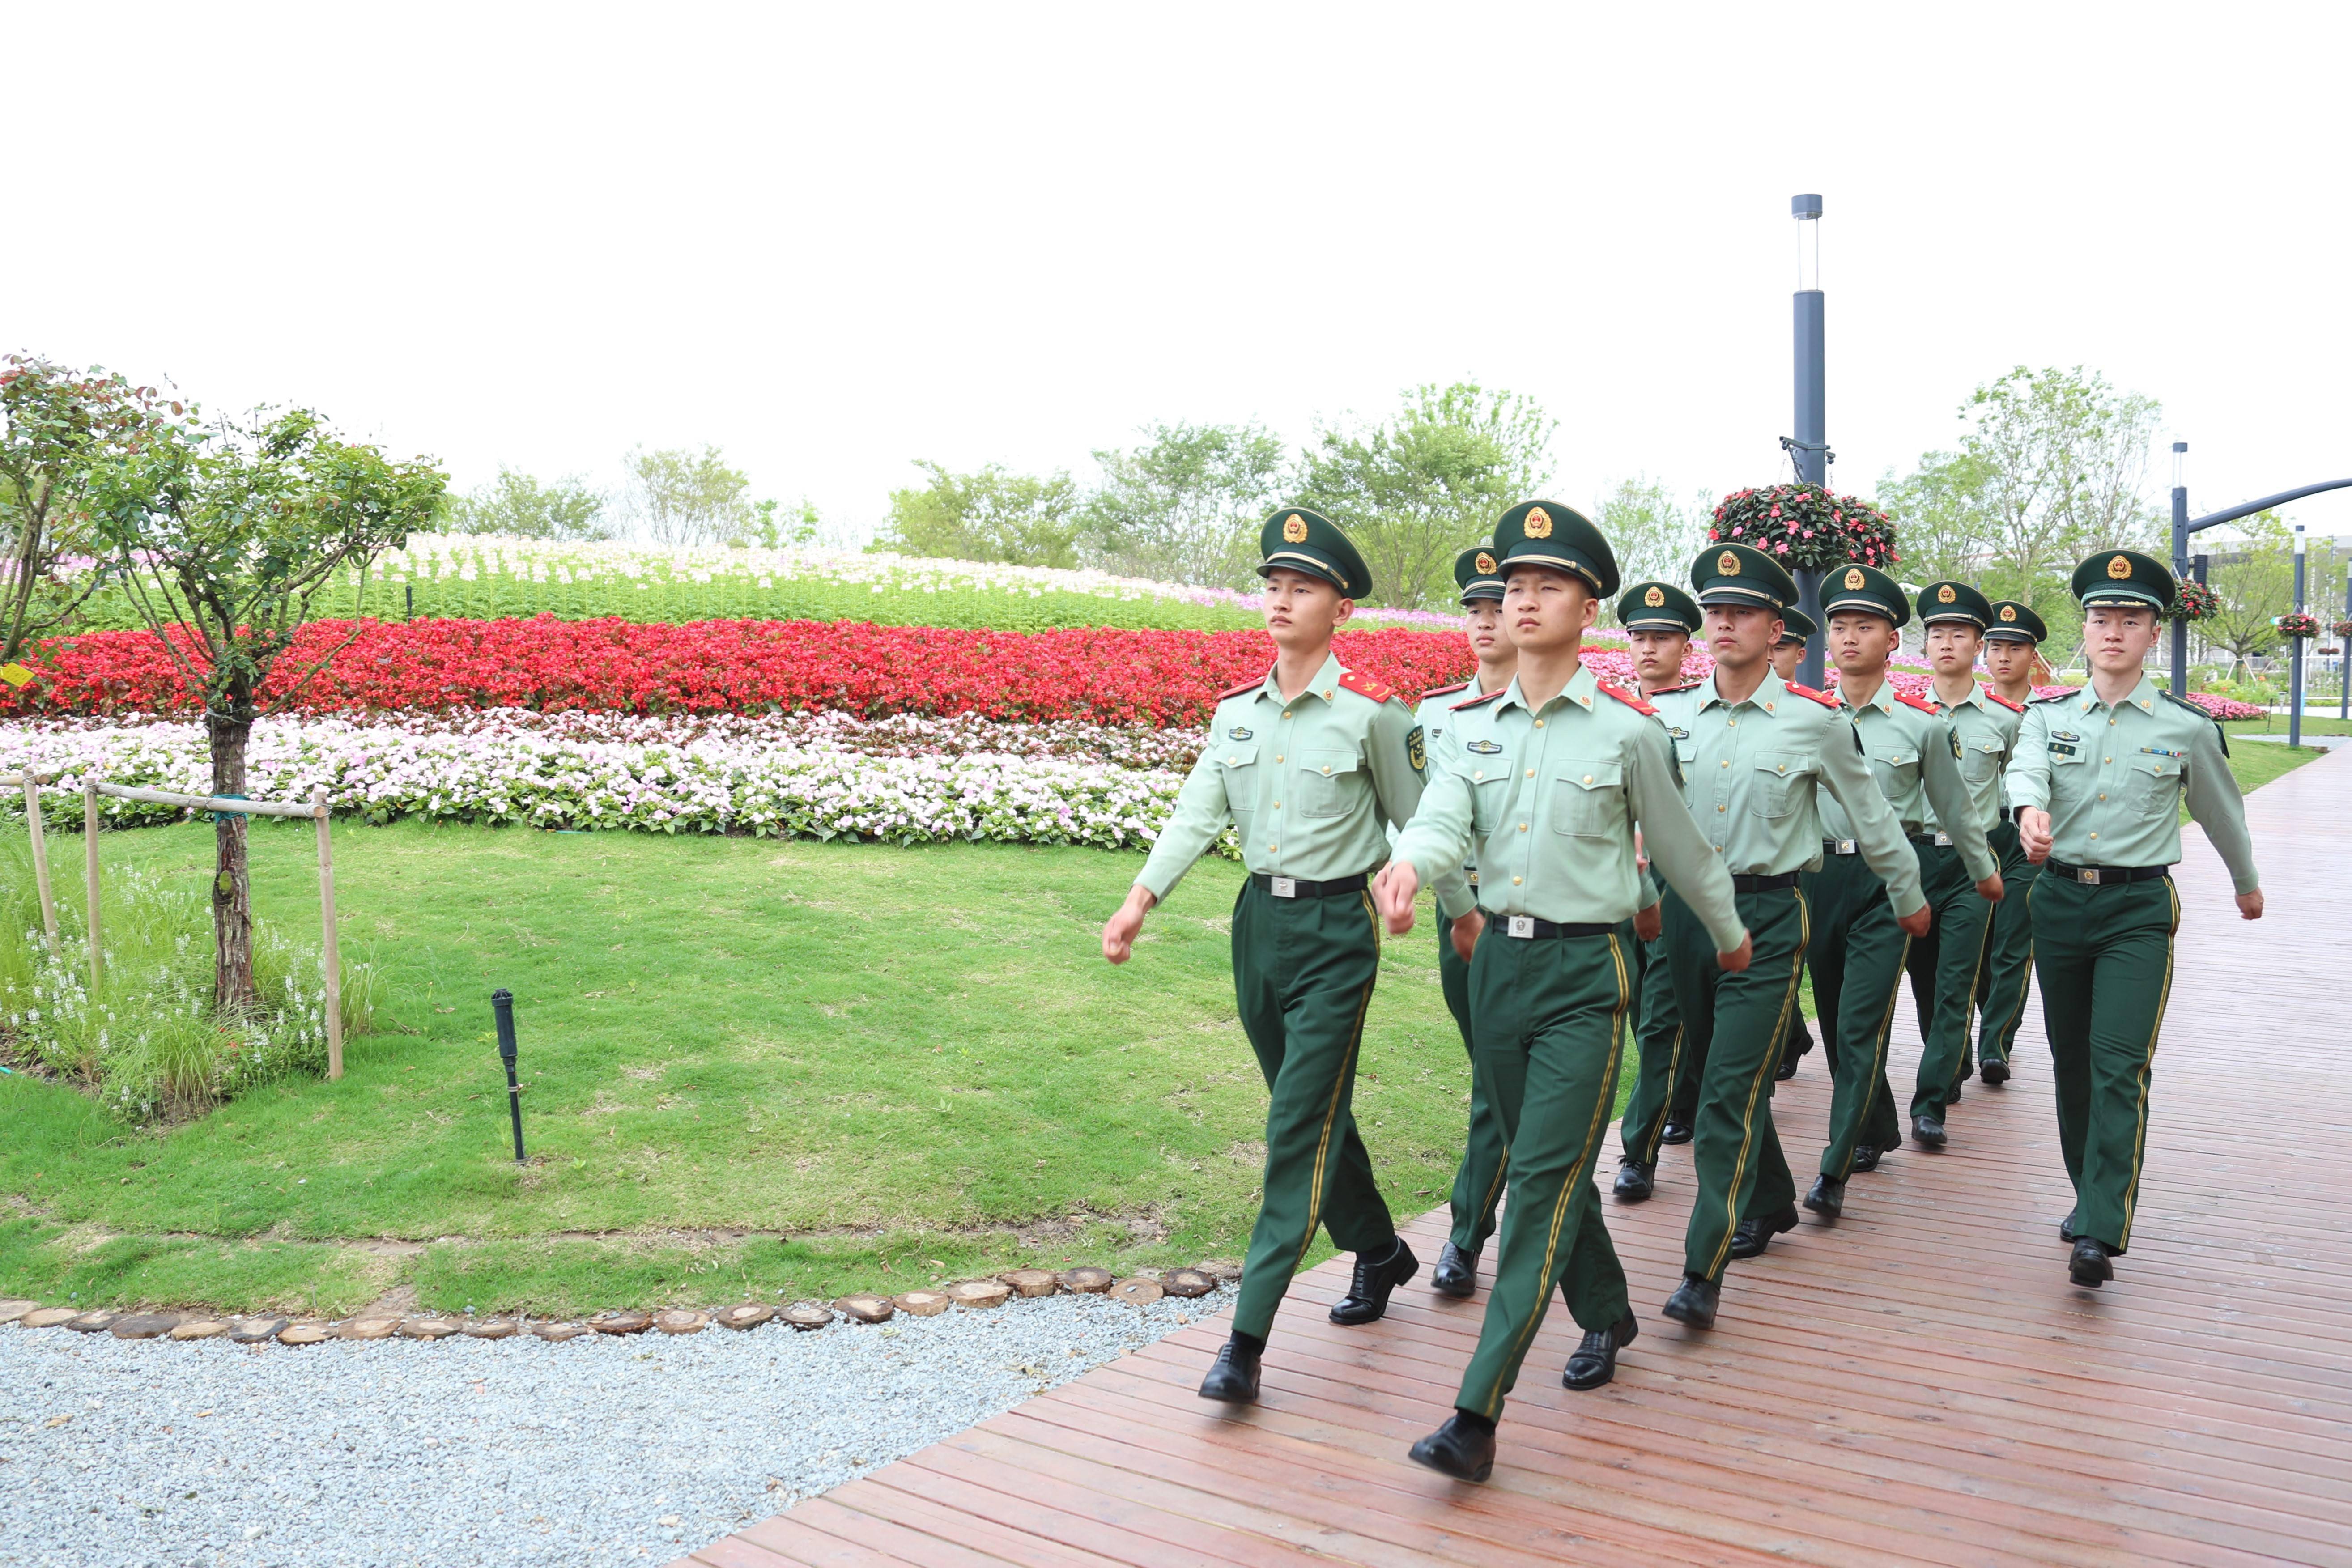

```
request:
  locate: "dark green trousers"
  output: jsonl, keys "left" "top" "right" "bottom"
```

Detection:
{"left": 1617, "top": 892, "right": 1698, "bottom": 1165}
{"left": 2029, "top": 873, "right": 2179, "bottom": 1254}
{"left": 1229, "top": 879, "right": 1397, "bottom": 1339}
{"left": 1803, "top": 853, "right": 1912, "bottom": 1179}
{"left": 1440, "top": 912, "right": 1509, "bottom": 1253}
{"left": 1777, "top": 1010, "right": 1816, "bottom": 1073}
{"left": 1905, "top": 842, "right": 1995, "bottom": 1121}
{"left": 1663, "top": 884, "right": 1809, "bottom": 1283}
{"left": 1974, "top": 820, "right": 2038, "bottom": 1067}
{"left": 1455, "top": 922, "right": 1634, "bottom": 1419}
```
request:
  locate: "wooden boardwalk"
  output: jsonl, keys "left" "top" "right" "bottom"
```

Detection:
{"left": 673, "top": 751, "right": 2352, "bottom": 1568}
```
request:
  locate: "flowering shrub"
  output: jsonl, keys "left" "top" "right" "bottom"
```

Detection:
{"left": 2183, "top": 692, "right": 2264, "bottom": 719}
{"left": 2276, "top": 612, "right": 2322, "bottom": 640}
{"left": 1707, "top": 484, "right": 1897, "bottom": 570}
{"left": 2335, "top": 620, "right": 2352, "bottom": 639}
{"left": 2172, "top": 579, "right": 2220, "bottom": 623}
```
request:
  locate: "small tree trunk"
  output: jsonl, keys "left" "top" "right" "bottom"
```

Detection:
{"left": 209, "top": 705, "right": 260, "bottom": 1013}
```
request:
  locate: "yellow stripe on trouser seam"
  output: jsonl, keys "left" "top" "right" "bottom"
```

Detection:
{"left": 2118, "top": 882, "right": 2179, "bottom": 1250}
{"left": 1641, "top": 1023, "right": 1687, "bottom": 1164}
{"left": 1710, "top": 892, "right": 1808, "bottom": 1280}
{"left": 1480, "top": 932, "right": 1631, "bottom": 1417}
{"left": 1947, "top": 915, "right": 1995, "bottom": 1092}
{"left": 1844, "top": 933, "right": 1913, "bottom": 1175}
{"left": 1292, "top": 978, "right": 1377, "bottom": 1278}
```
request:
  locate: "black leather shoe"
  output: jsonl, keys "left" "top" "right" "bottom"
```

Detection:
{"left": 1804, "top": 1174, "right": 1846, "bottom": 1219}
{"left": 1957, "top": 1057, "right": 1976, "bottom": 1084}
{"left": 1430, "top": 1241, "right": 1479, "bottom": 1299}
{"left": 1612, "top": 1159, "right": 1654, "bottom": 1202}
{"left": 1728, "top": 1205, "right": 1799, "bottom": 1260}
{"left": 1407, "top": 1413, "right": 1495, "bottom": 1482}
{"left": 1947, "top": 1079, "right": 1964, "bottom": 1104}
{"left": 1851, "top": 1143, "right": 1883, "bottom": 1173}
{"left": 2068, "top": 1236, "right": 2114, "bottom": 1288}
{"left": 1912, "top": 1115, "right": 1948, "bottom": 1150}
{"left": 1774, "top": 1057, "right": 1797, "bottom": 1081}
{"left": 2059, "top": 1209, "right": 2078, "bottom": 1243}
{"left": 1329, "top": 1240, "right": 1418, "bottom": 1325}
{"left": 1981, "top": 1059, "right": 2010, "bottom": 1087}
{"left": 1659, "top": 1119, "right": 1694, "bottom": 1146}
{"left": 1661, "top": 1273, "right": 1719, "bottom": 1329}
{"left": 1563, "top": 1312, "right": 1638, "bottom": 1390}
{"left": 1198, "top": 1337, "right": 1262, "bottom": 1402}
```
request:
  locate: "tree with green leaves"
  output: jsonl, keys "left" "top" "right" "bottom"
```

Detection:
{"left": 1295, "top": 382, "right": 1556, "bottom": 609}
{"left": 2200, "top": 511, "right": 2297, "bottom": 679}
{"left": 0, "top": 354, "right": 178, "bottom": 661}
{"left": 621, "top": 445, "right": 761, "bottom": 547}
{"left": 442, "top": 467, "right": 612, "bottom": 540}
{"left": 1595, "top": 476, "right": 1710, "bottom": 615}
{"left": 89, "top": 407, "right": 446, "bottom": 1010}
{"left": 876, "top": 460, "right": 1081, "bottom": 568}
{"left": 1079, "top": 421, "right": 1284, "bottom": 588}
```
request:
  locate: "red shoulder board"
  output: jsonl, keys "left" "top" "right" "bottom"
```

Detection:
{"left": 1216, "top": 674, "right": 1267, "bottom": 702}
{"left": 1451, "top": 687, "right": 1506, "bottom": 711}
{"left": 1419, "top": 680, "right": 1471, "bottom": 701}
{"left": 1784, "top": 683, "right": 1842, "bottom": 709}
{"left": 1338, "top": 669, "right": 1398, "bottom": 705}
{"left": 1595, "top": 679, "right": 1655, "bottom": 716}
{"left": 1984, "top": 688, "right": 2025, "bottom": 713}
{"left": 1894, "top": 691, "right": 1942, "bottom": 717}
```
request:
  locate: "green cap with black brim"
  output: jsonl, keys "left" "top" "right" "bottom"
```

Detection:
{"left": 2071, "top": 549, "right": 2174, "bottom": 613}
{"left": 1454, "top": 544, "right": 1505, "bottom": 604}
{"left": 1257, "top": 507, "right": 1373, "bottom": 600}
{"left": 1984, "top": 600, "right": 2048, "bottom": 643}
{"left": 1818, "top": 561, "right": 1911, "bottom": 628}
{"left": 1689, "top": 542, "right": 1798, "bottom": 612}
{"left": 1493, "top": 501, "right": 1618, "bottom": 597}
{"left": 1616, "top": 579, "right": 1701, "bottom": 633}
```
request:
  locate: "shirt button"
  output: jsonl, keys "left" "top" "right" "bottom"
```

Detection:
{"left": 1282, "top": 712, "right": 1292, "bottom": 721}
{"left": 1718, "top": 804, "right": 1727, "bottom": 812}
{"left": 1582, "top": 774, "right": 1594, "bottom": 784}
{"left": 1272, "top": 801, "right": 1281, "bottom": 809}
{"left": 1473, "top": 771, "right": 1484, "bottom": 780}
{"left": 1518, "top": 823, "right": 1528, "bottom": 832}
{"left": 1321, "top": 765, "right": 1331, "bottom": 775}
{"left": 2089, "top": 832, "right": 2098, "bottom": 840}
{"left": 1526, "top": 768, "right": 1535, "bottom": 778}
{"left": 1535, "top": 719, "right": 1545, "bottom": 728}
{"left": 1512, "top": 875, "right": 1523, "bottom": 885}
{"left": 1323, "top": 689, "right": 1334, "bottom": 699}
{"left": 2097, "top": 793, "right": 2105, "bottom": 801}
{"left": 1275, "top": 754, "right": 1284, "bottom": 763}
{"left": 1728, "top": 718, "right": 1738, "bottom": 727}
{"left": 2104, "top": 757, "right": 2111, "bottom": 764}
{"left": 1268, "top": 844, "right": 1278, "bottom": 851}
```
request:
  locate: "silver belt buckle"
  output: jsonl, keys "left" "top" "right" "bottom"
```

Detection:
{"left": 1507, "top": 915, "right": 1535, "bottom": 939}
{"left": 2076, "top": 867, "right": 2099, "bottom": 885}
{"left": 1836, "top": 840, "right": 1857, "bottom": 855}
{"left": 1271, "top": 876, "right": 1297, "bottom": 898}
{"left": 1934, "top": 832, "right": 1952, "bottom": 846}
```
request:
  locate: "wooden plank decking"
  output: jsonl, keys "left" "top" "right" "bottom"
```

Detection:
{"left": 674, "top": 749, "right": 2352, "bottom": 1568}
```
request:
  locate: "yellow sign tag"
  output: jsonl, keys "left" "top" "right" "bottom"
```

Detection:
{"left": 0, "top": 663, "right": 33, "bottom": 688}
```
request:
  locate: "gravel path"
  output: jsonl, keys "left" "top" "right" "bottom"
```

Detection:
{"left": 0, "top": 1290, "right": 1225, "bottom": 1568}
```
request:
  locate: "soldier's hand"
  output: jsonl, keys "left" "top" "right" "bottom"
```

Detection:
{"left": 2018, "top": 807, "right": 2053, "bottom": 863}
{"left": 2237, "top": 889, "right": 2265, "bottom": 921}
{"left": 1374, "top": 861, "right": 1420, "bottom": 934}
{"left": 1716, "top": 931, "right": 1752, "bottom": 973}
{"left": 1896, "top": 903, "right": 1932, "bottom": 939}
{"left": 1102, "top": 886, "right": 1155, "bottom": 964}
{"left": 1633, "top": 901, "right": 1663, "bottom": 943}
{"left": 1450, "top": 908, "right": 1483, "bottom": 961}
{"left": 1974, "top": 874, "right": 2005, "bottom": 903}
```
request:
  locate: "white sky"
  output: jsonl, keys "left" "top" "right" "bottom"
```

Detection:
{"left": 8, "top": 3, "right": 2348, "bottom": 548}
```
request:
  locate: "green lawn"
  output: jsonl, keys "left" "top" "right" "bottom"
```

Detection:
{"left": 0, "top": 824, "right": 1481, "bottom": 1317}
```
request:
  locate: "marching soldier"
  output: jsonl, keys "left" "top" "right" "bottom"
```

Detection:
{"left": 1903, "top": 581, "right": 2021, "bottom": 1148}
{"left": 1769, "top": 605, "right": 1820, "bottom": 1082}
{"left": 1610, "top": 578, "right": 1708, "bottom": 1202}
{"left": 1374, "top": 503, "right": 1750, "bottom": 1481}
{"left": 1654, "top": 545, "right": 1923, "bottom": 1330}
{"left": 1973, "top": 600, "right": 2051, "bottom": 1084}
{"left": 1802, "top": 564, "right": 2000, "bottom": 1222}
{"left": 1103, "top": 506, "right": 1456, "bottom": 1402}
{"left": 1421, "top": 546, "right": 1517, "bottom": 1300}
{"left": 2007, "top": 551, "right": 2261, "bottom": 1288}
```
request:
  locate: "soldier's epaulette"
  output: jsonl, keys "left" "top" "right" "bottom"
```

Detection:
{"left": 1419, "top": 680, "right": 1471, "bottom": 701}
{"left": 2159, "top": 688, "right": 2229, "bottom": 754}
{"left": 1338, "top": 669, "right": 1402, "bottom": 705}
{"left": 1451, "top": 686, "right": 1506, "bottom": 711}
{"left": 1215, "top": 677, "right": 1266, "bottom": 702}
{"left": 1894, "top": 691, "right": 1942, "bottom": 717}
{"left": 1983, "top": 688, "right": 2025, "bottom": 713}
{"left": 1595, "top": 680, "right": 1655, "bottom": 715}
{"left": 1784, "top": 682, "right": 1842, "bottom": 709}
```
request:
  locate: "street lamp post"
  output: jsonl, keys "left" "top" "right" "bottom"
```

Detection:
{"left": 1791, "top": 193, "right": 1829, "bottom": 688}
{"left": 2169, "top": 443, "right": 2190, "bottom": 693}
{"left": 2340, "top": 573, "right": 2350, "bottom": 721}
{"left": 2168, "top": 469, "right": 2352, "bottom": 702}
{"left": 2291, "top": 525, "right": 2307, "bottom": 750}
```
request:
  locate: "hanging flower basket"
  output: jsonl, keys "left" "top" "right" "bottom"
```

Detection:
{"left": 2170, "top": 579, "right": 2220, "bottom": 623}
{"left": 2275, "top": 611, "right": 2322, "bottom": 640}
{"left": 2333, "top": 619, "right": 2352, "bottom": 638}
{"left": 1707, "top": 483, "right": 1897, "bottom": 571}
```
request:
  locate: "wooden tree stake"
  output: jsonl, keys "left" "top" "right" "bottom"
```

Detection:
{"left": 20, "top": 772, "right": 56, "bottom": 956}
{"left": 81, "top": 780, "right": 101, "bottom": 990}
{"left": 315, "top": 790, "right": 342, "bottom": 1080}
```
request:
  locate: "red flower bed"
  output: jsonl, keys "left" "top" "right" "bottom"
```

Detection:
{"left": 0, "top": 616, "right": 1481, "bottom": 728}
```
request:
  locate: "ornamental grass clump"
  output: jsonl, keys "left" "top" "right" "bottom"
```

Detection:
{"left": 0, "top": 845, "right": 378, "bottom": 1122}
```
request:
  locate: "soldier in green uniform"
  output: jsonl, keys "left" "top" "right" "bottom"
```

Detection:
{"left": 1419, "top": 546, "right": 1517, "bottom": 1299}
{"left": 1801, "top": 564, "right": 2001, "bottom": 1222}
{"left": 1103, "top": 507, "right": 1459, "bottom": 1402}
{"left": 1769, "top": 607, "right": 1819, "bottom": 1081}
{"left": 1654, "top": 545, "right": 1925, "bottom": 1330}
{"left": 1374, "top": 503, "right": 1751, "bottom": 1482}
{"left": 1610, "top": 578, "right": 1707, "bottom": 1203}
{"left": 1902, "top": 580, "right": 2023, "bottom": 1147}
{"left": 2007, "top": 551, "right": 2263, "bottom": 1288}
{"left": 1973, "top": 600, "right": 2051, "bottom": 1084}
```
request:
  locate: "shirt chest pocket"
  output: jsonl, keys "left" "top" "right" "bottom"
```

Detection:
{"left": 1867, "top": 746, "right": 1919, "bottom": 800}
{"left": 1551, "top": 759, "right": 1623, "bottom": 839}
{"left": 1216, "top": 744, "right": 1259, "bottom": 816}
{"left": 1298, "top": 748, "right": 1367, "bottom": 818}
{"left": 2127, "top": 752, "right": 2181, "bottom": 810}
{"left": 1961, "top": 739, "right": 2004, "bottom": 784}
{"left": 1453, "top": 754, "right": 1514, "bottom": 834}
{"left": 1748, "top": 753, "right": 1805, "bottom": 818}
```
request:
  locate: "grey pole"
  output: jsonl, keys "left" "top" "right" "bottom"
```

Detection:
{"left": 2291, "top": 525, "right": 2307, "bottom": 749}
{"left": 2169, "top": 442, "right": 2190, "bottom": 696}
{"left": 2340, "top": 573, "right": 2350, "bottom": 720}
{"left": 1791, "top": 194, "right": 1828, "bottom": 688}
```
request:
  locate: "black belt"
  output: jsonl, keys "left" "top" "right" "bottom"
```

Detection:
{"left": 1250, "top": 872, "right": 1369, "bottom": 899}
{"left": 1909, "top": 832, "right": 1956, "bottom": 847}
{"left": 1477, "top": 911, "right": 1615, "bottom": 939}
{"left": 1732, "top": 871, "right": 1801, "bottom": 892}
{"left": 2044, "top": 859, "right": 2171, "bottom": 887}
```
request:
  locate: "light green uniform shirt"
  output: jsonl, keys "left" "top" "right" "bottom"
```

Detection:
{"left": 1922, "top": 683, "right": 2024, "bottom": 837}
{"left": 1658, "top": 671, "right": 1928, "bottom": 918}
{"left": 1392, "top": 664, "right": 1747, "bottom": 952}
{"left": 1137, "top": 650, "right": 1466, "bottom": 911}
{"left": 2003, "top": 676, "right": 2259, "bottom": 895}
{"left": 1398, "top": 675, "right": 1505, "bottom": 911}
{"left": 1815, "top": 678, "right": 1999, "bottom": 884}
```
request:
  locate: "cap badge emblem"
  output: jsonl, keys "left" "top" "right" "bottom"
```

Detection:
{"left": 1844, "top": 567, "right": 1866, "bottom": 590}
{"left": 1999, "top": 604, "right": 2018, "bottom": 622}
{"left": 1718, "top": 550, "right": 1740, "bottom": 576}
{"left": 1524, "top": 507, "right": 1552, "bottom": 539}
{"left": 1643, "top": 586, "right": 1665, "bottom": 607}
{"left": 2107, "top": 554, "right": 2132, "bottom": 580}
{"left": 1474, "top": 552, "right": 1496, "bottom": 575}
{"left": 1937, "top": 584, "right": 1957, "bottom": 603}
{"left": 1282, "top": 514, "right": 1308, "bottom": 544}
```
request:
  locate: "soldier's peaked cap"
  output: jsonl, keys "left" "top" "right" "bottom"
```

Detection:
{"left": 1775, "top": 605, "right": 1817, "bottom": 646}
{"left": 1983, "top": 600, "right": 2049, "bottom": 642}
{"left": 1454, "top": 545, "right": 1506, "bottom": 603}
{"left": 1819, "top": 561, "right": 1911, "bottom": 628}
{"left": 1493, "top": 501, "right": 1619, "bottom": 598}
{"left": 1915, "top": 579, "right": 1993, "bottom": 628}
{"left": 2071, "top": 549, "right": 2175, "bottom": 613}
{"left": 1616, "top": 579, "right": 1701, "bottom": 633}
{"left": 1257, "top": 507, "right": 1373, "bottom": 600}
{"left": 1689, "top": 541, "right": 1798, "bottom": 611}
